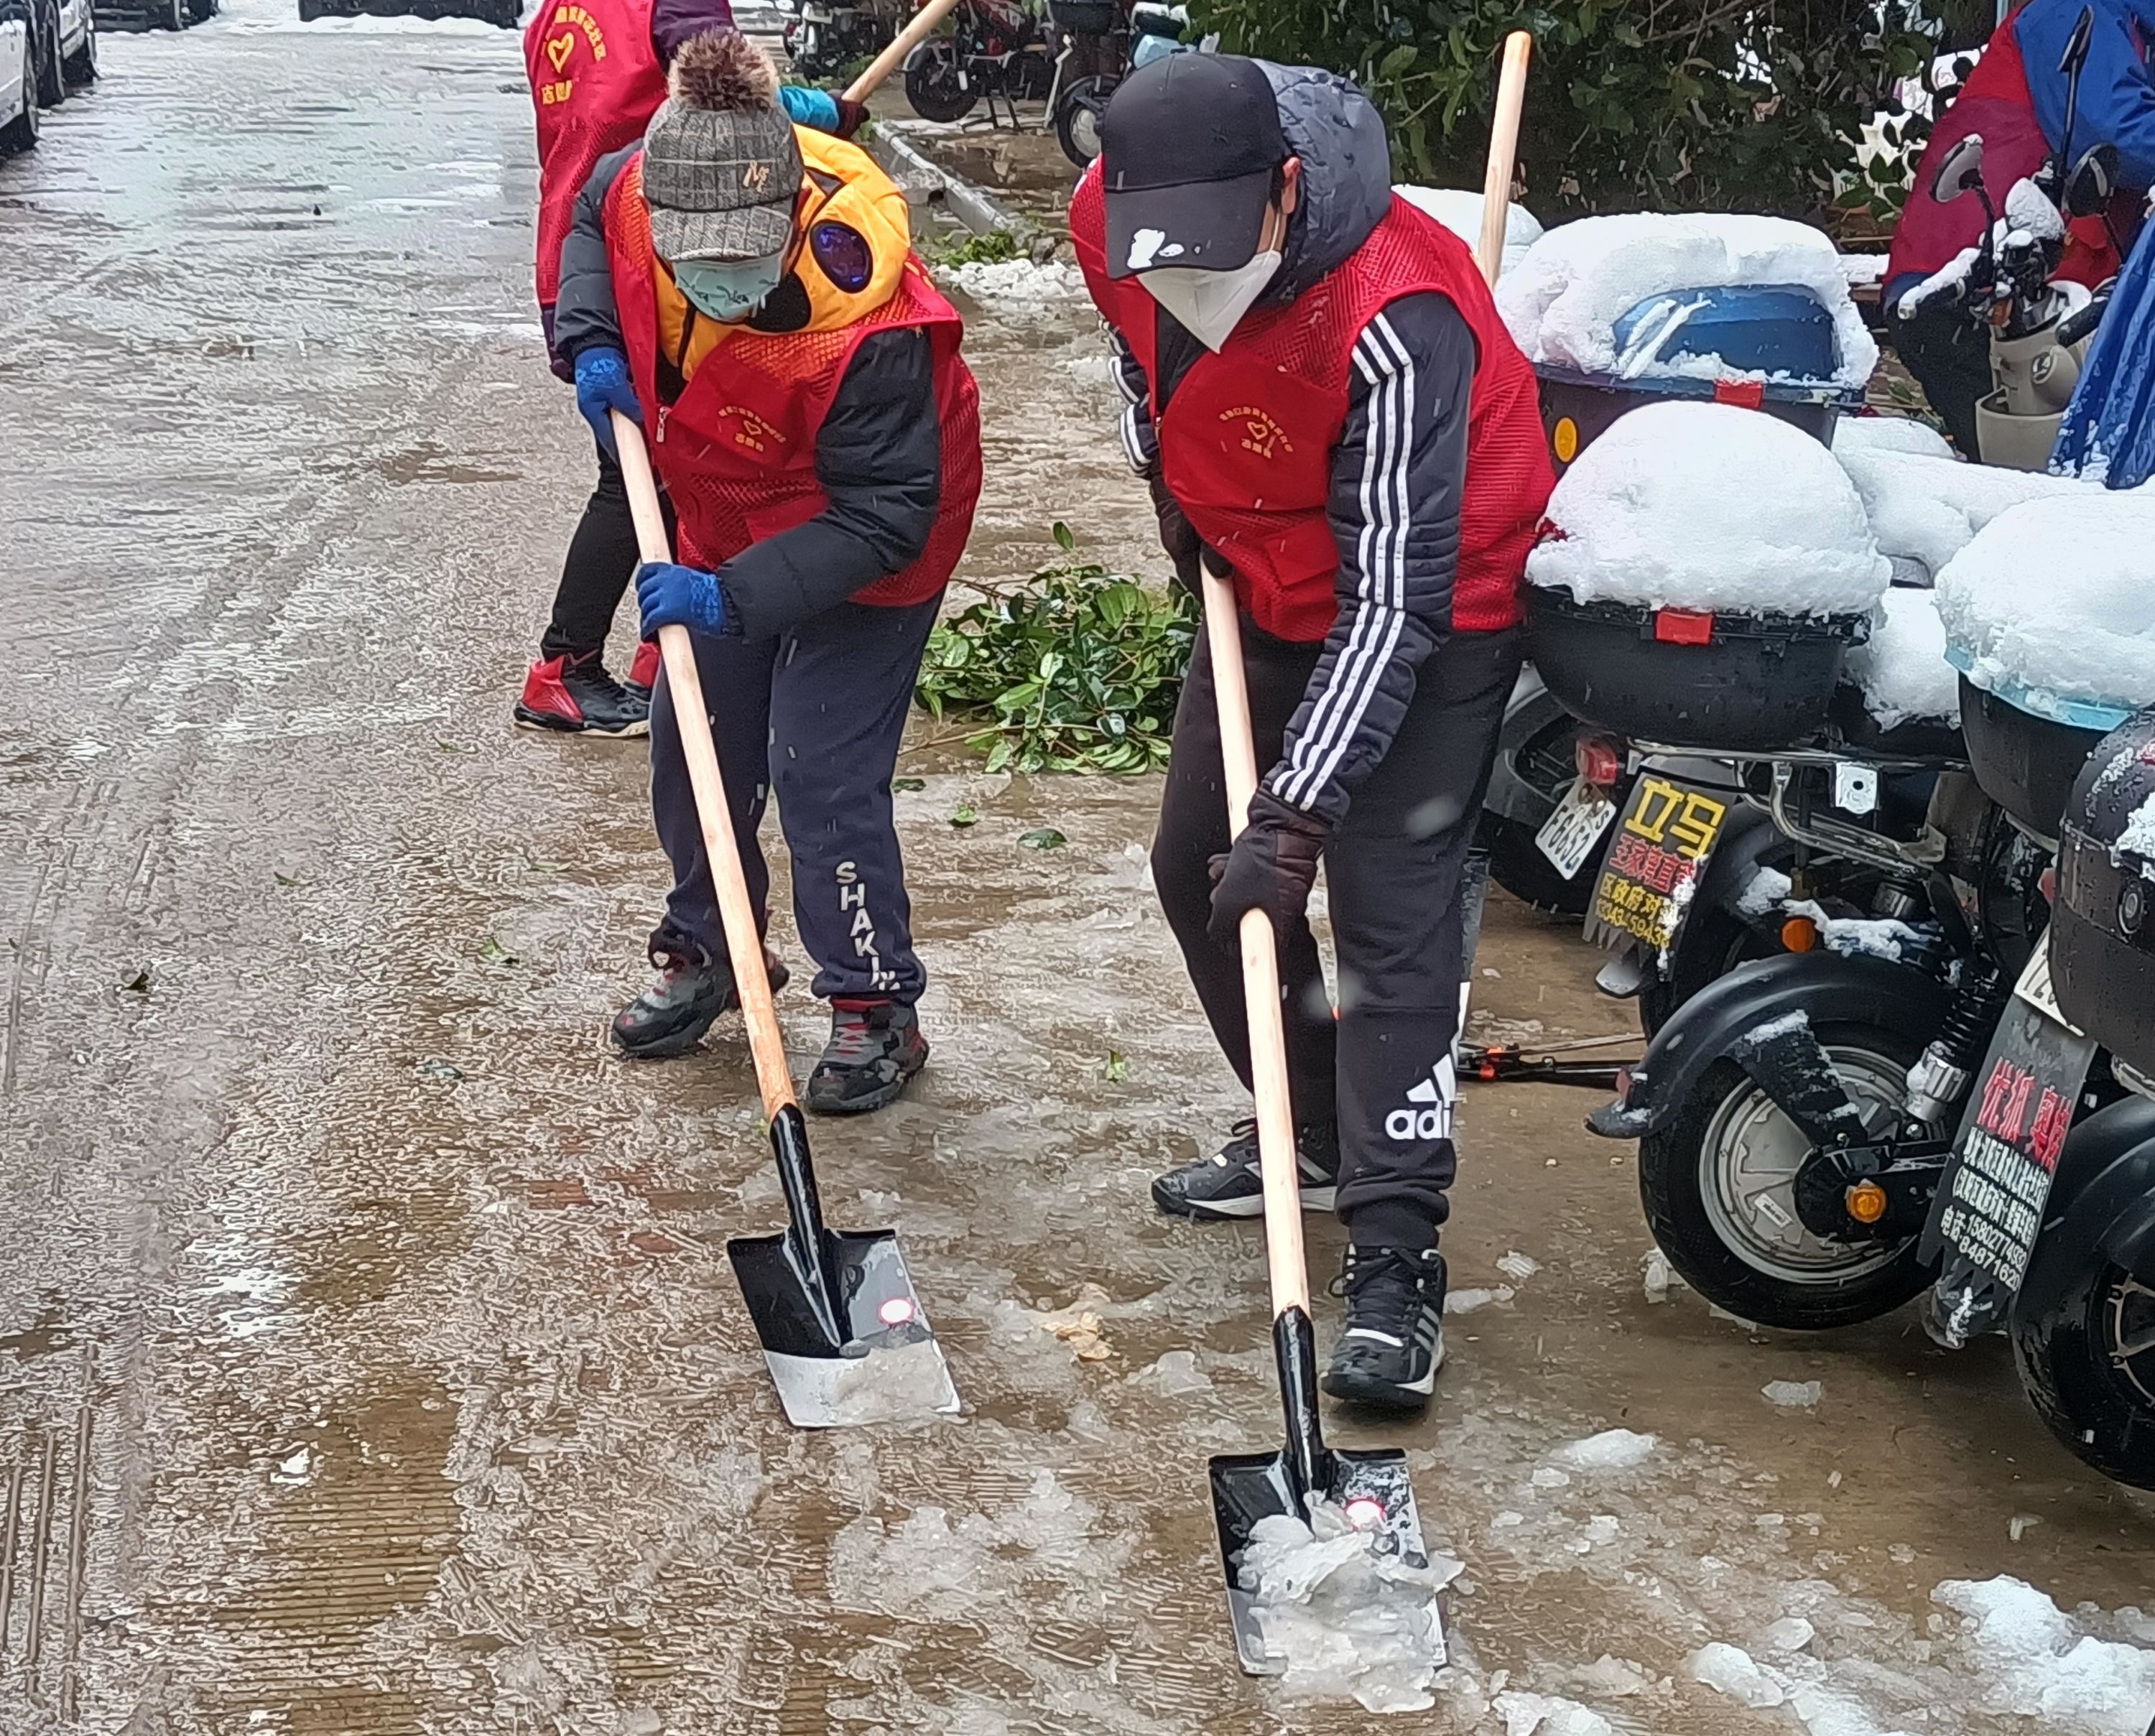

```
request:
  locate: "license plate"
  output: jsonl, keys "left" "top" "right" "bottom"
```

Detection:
{"left": 1534, "top": 778, "right": 1618, "bottom": 880}
{"left": 1584, "top": 774, "right": 1730, "bottom": 955}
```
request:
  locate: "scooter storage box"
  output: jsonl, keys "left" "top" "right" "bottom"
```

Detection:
{"left": 1524, "top": 588, "right": 1868, "bottom": 751}
{"left": 2052, "top": 707, "right": 2155, "bottom": 1078}
{"left": 1957, "top": 675, "right": 2113, "bottom": 840}
{"left": 1049, "top": 0, "right": 1122, "bottom": 30}
{"left": 1538, "top": 287, "right": 1861, "bottom": 475}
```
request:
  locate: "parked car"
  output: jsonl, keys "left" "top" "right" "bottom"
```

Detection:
{"left": 1, "top": 2, "right": 38, "bottom": 154}
{"left": 45, "top": 0, "right": 98, "bottom": 93}
{"left": 297, "top": 0, "right": 513, "bottom": 23}
{"left": 91, "top": 0, "right": 213, "bottom": 33}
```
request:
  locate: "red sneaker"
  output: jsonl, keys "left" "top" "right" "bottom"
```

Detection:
{"left": 514, "top": 652, "right": 651, "bottom": 738}
{"left": 625, "top": 638, "right": 662, "bottom": 700}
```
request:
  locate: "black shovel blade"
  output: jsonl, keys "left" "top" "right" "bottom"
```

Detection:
{"left": 1208, "top": 1445, "right": 1429, "bottom": 1675}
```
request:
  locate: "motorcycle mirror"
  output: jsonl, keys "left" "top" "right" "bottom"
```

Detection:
{"left": 2066, "top": 142, "right": 2118, "bottom": 218}
{"left": 1934, "top": 134, "right": 1987, "bottom": 205}
{"left": 2061, "top": 4, "right": 2095, "bottom": 76}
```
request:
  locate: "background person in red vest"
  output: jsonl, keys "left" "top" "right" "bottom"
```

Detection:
{"left": 550, "top": 32, "right": 981, "bottom": 1113}
{"left": 518, "top": 0, "right": 865, "bottom": 738}
{"left": 1070, "top": 55, "right": 1554, "bottom": 1416}
{"left": 1888, "top": 0, "right": 2155, "bottom": 453}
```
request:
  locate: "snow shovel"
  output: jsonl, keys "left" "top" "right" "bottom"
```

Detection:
{"left": 612, "top": 412, "right": 959, "bottom": 1430}
{"left": 1197, "top": 569, "right": 1436, "bottom": 1673}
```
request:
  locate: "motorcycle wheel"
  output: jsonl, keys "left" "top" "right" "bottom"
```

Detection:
{"left": 2013, "top": 1250, "right": 2155, "bottom": 1488}
{"left": 1482, "top": 815, "right": 1597, "bottom": 919}
{"left": 1637, "top": 903, "right": 1777, "bottom": 1039}
{"left": 1639, "top": 1022, "right": 1940, "bottom": 1330}
{"left": 905, "top": 45, "right": 977, "bottom": 122}
{"left": 1052, "top": 73, "right": 1112, "bottom": 167}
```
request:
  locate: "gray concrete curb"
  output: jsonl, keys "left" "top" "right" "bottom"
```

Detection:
{"left": 866, "top": 125, "right": 1034, "bottom": 244}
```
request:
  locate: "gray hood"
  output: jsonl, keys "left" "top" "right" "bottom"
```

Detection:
{"left": 1255, "top": 60, "right": 1394, "bottom": 305}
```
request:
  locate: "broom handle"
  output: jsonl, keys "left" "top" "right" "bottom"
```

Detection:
{"left": 844, "top": 0, "right": 967, "bottom": 104}
{"left": 613, "top": 413, "right": 798, "bottom": 1118}
{"left": 1475, "top": 30, "right": 1534, "bottom": 286}
{"left": 1200, "top": 571, "right": 1311, "bottom": 1319}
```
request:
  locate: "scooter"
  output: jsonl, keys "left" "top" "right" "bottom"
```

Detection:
{"left": 1046, "top": 0, "right": 1186, "bottom": 167}
{"left": 902, "top": 0, "right": 1055, "bottom": 126}
{"left": 784, "top": 0, "right": 901, "bottom": 81}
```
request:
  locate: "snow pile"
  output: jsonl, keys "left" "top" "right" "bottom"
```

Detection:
{"left": 212, "top": 0, "right": 517, "bottom": 32}
{"left": 1934, "top": 1576, "right": 2155, "bottom": 1735}
{"left": 1836, "top": 446, "right": 2091, "bottom": 582}
{"left": 1833, "top": 414, "right": 1955, "bottom": 459}
{"left": 937, "top": 256, "right": 1086, "bottom": 315}
{"left": 1937, "top": 493, "right": 2155, "bottom": 717}
{"left": 1550, "top": 1429, "right": 1657, "bottom": 1472}
{"left": 1845, "top": 589, "right": 1960, "bottom": 728}
{"left": 1239, "top": 1502, "right": 1459, "bottom": 1713}
{"left": 1528, "top": 402, "right": 1890, "bottom": 616}
{"left": 1396, "top": 186, "right": 1544, "bottom": 278}
{"left": 1494, "top": 1691, "right": 1618, "bottom": 1736}
{"left": 1498, "top": 213, "right": 1878, "bottom": 387}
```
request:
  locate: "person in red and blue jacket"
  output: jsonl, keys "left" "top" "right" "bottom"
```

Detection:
{"left": 515, "top": 0, "right": 864, "bottom": 738}
{"left": 1889, "top": 0, "right": 2155, "bottom": 453}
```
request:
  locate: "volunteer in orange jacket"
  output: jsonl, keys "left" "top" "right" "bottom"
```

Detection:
{"left": 552, "top": 33, "right": 981, "bottom": 1114}
{"left": 517, "top": 0, "right": 864, "bottom": 737}
{"left": 1072, "top": 55, "right": 1553, "bottom": 1414}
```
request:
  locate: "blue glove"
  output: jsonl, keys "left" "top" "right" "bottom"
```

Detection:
{"left": 636, "top": 561, "right": 730, "bottom": 641}
{"left": 573, "top": 346, "right": 641, "bottom": 457}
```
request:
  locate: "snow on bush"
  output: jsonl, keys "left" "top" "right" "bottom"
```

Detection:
{"left": 1936, "top": 493, "right": 2155, "bottom": 716}
{"left": 1497, "top": 213, "right": 1878, "bottom": 388}
{"left": 1846, "top": 589, "right": 1960, "bottom": 728}
{"left": 1837, "top": 447, "right": 2094, "bottom": 584}
{"left": 1396, "top": 186, "right": 1542, "bottom": 278}
{"left": 1527, "top": 402, "right": 1889, "bottom": 616}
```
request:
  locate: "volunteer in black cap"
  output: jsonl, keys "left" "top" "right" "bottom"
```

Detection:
{"left": 1071, "top": 54, "right": 1555, "bottom": 1412}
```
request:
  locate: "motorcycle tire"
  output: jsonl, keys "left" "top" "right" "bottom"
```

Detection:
{"left": 905, "top": 46, "right": 977, "bottom": 123}
{"left": 2012, "top": 1234, "right": 2155, "bottom": 1489}
{"left": 1637, "top": 903, "right": 1777, "bottom": 1039}
{"left": 1052, "top": 73, "right": 1113, "bottom": 167}
{"left": 1639, "top": 1021, "right": 1940, "bottom": 1331}
{"left": 1482, "top": 816, "right": 1598, "bottom": 919}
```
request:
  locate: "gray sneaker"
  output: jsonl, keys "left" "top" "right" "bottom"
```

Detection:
{"left": 611, "top": 950, "right": 788, "bottom": 1059}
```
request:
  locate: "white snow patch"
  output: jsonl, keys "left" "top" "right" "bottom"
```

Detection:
{"left": 1934, "top": 1576, "right": 2155, "bottom": 1735}
{"left": 1396, "top": 185, "right": 1543, "bottom": 278}
{"left": 1937, "top": 493, "right": 2155, "bottom": 716}
{"left": 1551, "top": 1429, "right": 1657, "bottom": 1472}
{"left": 1641, "top": 1246, "right": 1687, "bottom": 1303}
{"left": 1495, "top": 1250, "right": 1541, "bottom": 1284}
{"left": 2120, "top": 794, "right": 2155, "bottom": 860}
{"left": 1527, "top": 401, "right": 1889, "bottom": 616}
{"left": 1239, "top": 1501, "right": 1460, "bottom": 1713}
{"left": 1737, "top": 866, "right": 1794, "bottom": 920}
{"left": 938, "top": 256, "right": 1086, "bottom": 314}
{"left": 1498, "top": 212, "right": 1878, "bottom": 387}
{"left": 1690, "top": 1641, "right": 1786, "bottom": 1707}
{"left": 1846, "top": 588, "right": 1960, "bottom": 728}
{"left": 1835, "top": 414, "right": 1955, "bottom": 459}
{"left": 1782, "top": 899, "right": 1924, "bottom": 963}
{"left": 1764, "top": 1378, "right": 1823, "bottom": 1408}
{"left": 1495, "top": 1691, "right": 1619, "bottom": 1736}
{"left": 1837, "top": 446, "right": 2092, "bottom": 583}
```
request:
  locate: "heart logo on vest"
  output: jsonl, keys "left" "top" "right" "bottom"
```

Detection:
{"left": 1220, "top": 404, "right": 1293, "bottom": 460}
{"left": 544, "top": 30, "right": 576, "bottom": 71}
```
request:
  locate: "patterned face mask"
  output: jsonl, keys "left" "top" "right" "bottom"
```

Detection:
{"left": 672, "top": 252, "right": 787, "bottom": 323}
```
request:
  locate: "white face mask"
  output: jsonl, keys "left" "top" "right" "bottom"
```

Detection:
{"left": 1139, "top": 249, "right": 1282, "bottom": 351}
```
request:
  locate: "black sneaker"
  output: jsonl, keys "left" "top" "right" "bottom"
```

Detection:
{"left": 611, "top": 950, "right": 789, "bottom": 1059}
{"left": 806, "top": 1000, "right": 927, "bottom": 1115}
{"left": 1151, "top": 1119, "right": 1339, "bottom": 1220}
{"left": 1322, "top": 1246, "right": 1447, "bottom": 1414}
{"left": 515, "top": 651, "right": 652, "bottom": 738}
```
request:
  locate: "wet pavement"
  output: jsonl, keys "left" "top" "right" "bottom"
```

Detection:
{"left": 3, "top": 11, "right": 2154, "bottom": 1735}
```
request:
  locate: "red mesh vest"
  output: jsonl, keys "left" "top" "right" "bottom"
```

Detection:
{"left": 603, "top": 157, "right": 983, "bottom": 608}
{"left": 1072, "top": 165, "right": 1554, "bottom": 643}
{"left": 527, "top": 0, "right": 669, "bottom": 309}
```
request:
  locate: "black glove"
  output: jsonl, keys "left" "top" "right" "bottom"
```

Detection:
{"left": 1146, "top": 463, "right": 1201, "bottom": 588}
{"left": 835, "top": 97, "right": 870, "bottom": 139}
{"left": 1208, "top": 788, "right": 1330, "bottom": 951}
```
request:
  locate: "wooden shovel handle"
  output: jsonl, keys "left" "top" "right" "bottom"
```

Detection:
{"left": 1199, "top": 570, "right": 1312, "bottom": 1320}
{"left": 843, "top": 0, "right": 967, "bottom": 106}
{"left": 1474, "top": 30, "right": 1534, "bottom": 287}
{"left": 613, "top": 413, "right": 798, "bottom": 1118}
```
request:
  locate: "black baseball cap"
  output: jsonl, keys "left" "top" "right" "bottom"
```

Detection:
{"left": 1098, "top": 54, "right": 1288, "bottom": 279}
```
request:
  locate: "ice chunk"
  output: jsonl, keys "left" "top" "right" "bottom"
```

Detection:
{"left": 1763, "top": 1379, "right": 1823, "bottom": 1408}
{"left": 1833, "top": 415, "right": 1955, "bottom": 459}
{"left": 1936, "top": 1576, "right": 2155, "bottom": 1735}
{"left": 1444, "top": 1285, "right": 1514, "bottom": 1315}
{"left": 1845, "top": 588, "right": 1960, "bottom": 728}
{"left": 1937, "top": 493, "right": 2155, "bottom": 716}
{"left": 1787, "top": 1681, "right": 1916, "bottom": 1736}
{"left": 1396, "top": 185, "right": 1544, "bottom": 278}
{"left": 1837, "top": 447, "right": 2090, "bottom": 583}
{"left": 1551, "top": 1429, "right": 1657, "bottom": 1472}
{"left": 1527, "top": 403, "right": 1890, "bottom": 617}
{"left": 1126, "top": 1349, "right": 1210, "bottom": 1396}
{"left": 1239, "top": 1501, "right": 1460, "bottom": 1714}
{"left": 1497, "top": 212, "right": 1878, "bottom": 388}
{"left": 1567, "top": 1655, "right": 1654, "bottom": 1697}
{"left": 1761, "top": 1616, "right": 1817, "bottom": 1653}
{"left": 1496, "top": 1251, "right": 1541, "bottom": 1284}
{"left": 1690, "top": 1641, "right": 1786, "bottom": 1707}
{"left": 1495, "top": 1691, "right": 1618, "bottom": 1736}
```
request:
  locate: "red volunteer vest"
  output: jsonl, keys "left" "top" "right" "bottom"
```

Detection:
{"left": 527, "top": 0, "right": 669, "bottom": 309}
{"left": 1071, "top": 165, "right": 1554, "bottom": 642}
{"left": 603, "top": 157, "right": 983, "bottom": 608}
{"left": 1890, "top": 15, "right": 2123, "bottom": 294}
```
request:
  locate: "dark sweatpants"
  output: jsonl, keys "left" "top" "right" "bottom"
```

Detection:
{"left": 646, "top": 591, "right": 943, "bottom": 1004}
{"left": 1151, "top": 616, "right": 1521, "bottom": 1249}
{"left": 541, "top": 445, "right": 648, "bottom": 661}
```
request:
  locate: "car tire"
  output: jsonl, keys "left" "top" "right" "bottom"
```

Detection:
{"left": 156, "top": 0, "right": 184, "bottom": 30}
{"left": 62, "top": 1, "right": 94, "bottom": 82}
{"left": 1, "top": 30, "right": 39, "bottom": 153}
{"left": 184, "top": 0, "right": 218, "bottom": 20}
{"left": 33, "top": 1, "right": 63, "bottom": 106}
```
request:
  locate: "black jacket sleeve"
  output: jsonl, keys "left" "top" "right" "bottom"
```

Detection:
{"left": 550, "top": 147, "right": 637, "bottom": 366}
{"left": 1263, "top": 291, "right": 1475, "bottom": 826}
{"left": 717, "top": 326, "right": 942, "bottom": 639}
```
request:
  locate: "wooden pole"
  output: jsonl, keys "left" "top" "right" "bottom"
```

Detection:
{"left": 1474, "top": 30, "right": 1534, "bottom": 286}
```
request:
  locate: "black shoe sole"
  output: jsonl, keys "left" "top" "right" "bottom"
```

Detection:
{"left": 805, "top": 1041, "right": 928, "bottom": 1117}
{"left": 1150, "top": 1179, "right": 1338, "bottom": 1220}
{"left": 514, "top": 706, "right": 650, "bottom": 739}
